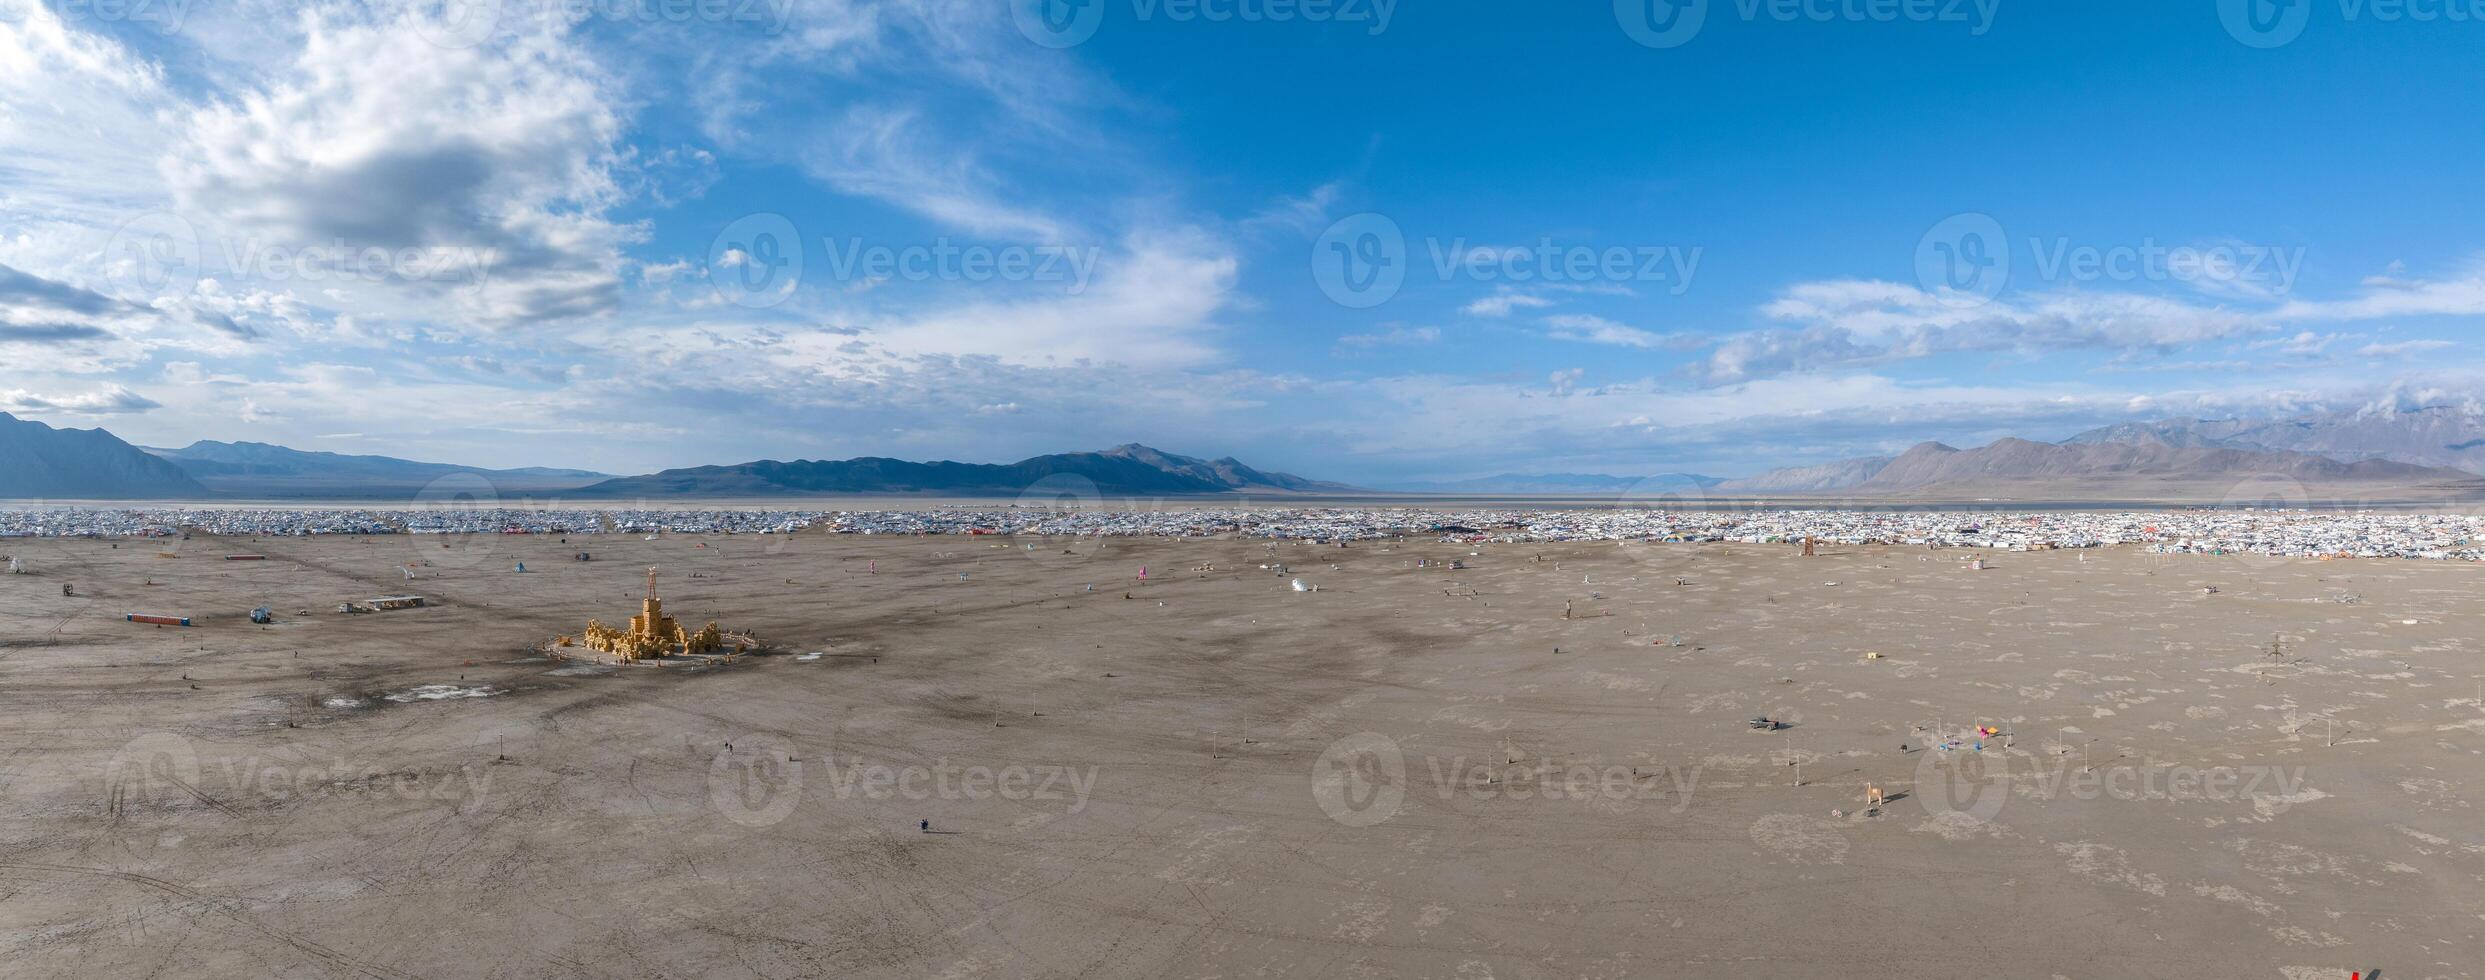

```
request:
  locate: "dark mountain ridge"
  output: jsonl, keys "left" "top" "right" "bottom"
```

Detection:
{"left": 144, "top": 440, "right": 609, "bottom": 496}
{"left": 0, "top": 412, "right": 209, "bottom": 499}
{"left": 571, "top": 444, "right": 1358, "bottom": 497}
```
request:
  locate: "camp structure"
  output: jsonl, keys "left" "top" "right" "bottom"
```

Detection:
{"left": 367, "top": 595, "right": 428, "bottom": 611}
{"left": 127, "top": 614, "right": 192, "bottom": 627}
{"left": 557, "top": 567, "right": 727, "bottom": 663}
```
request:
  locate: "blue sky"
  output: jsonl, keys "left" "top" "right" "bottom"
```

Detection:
{"left": 5, "top": 0, "right": 2485, "bottom": 485}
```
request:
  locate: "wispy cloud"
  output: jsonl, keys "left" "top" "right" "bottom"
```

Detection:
{"left": 2357, "top": 339, "right": 2457, "bottom": 357}
{"left": 1541, "top": 313, "right": 1700, "bottom": 350}
{"left": 1334, "top": 324, "right": 1439, "bottom": 351}
{"left": 1, "top": 383, "right": 161, "bottom": 415}
{"left": 1702, "top": 279, "right": 2262, "bottom": 383}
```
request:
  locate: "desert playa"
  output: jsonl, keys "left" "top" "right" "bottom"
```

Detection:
{"left": 2, "top": 529, "right": 2479, "bottom": 978}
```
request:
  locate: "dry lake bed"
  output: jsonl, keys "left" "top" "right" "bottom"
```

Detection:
{"left": 2, "top": 530, "right": 2480, "bottom": 978}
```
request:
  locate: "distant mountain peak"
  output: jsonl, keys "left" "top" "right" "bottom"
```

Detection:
{"left": 576, "top": 444, "right": 1361, "bottom": 498}
{"left": 141, "top": 440, "right": 609, "bottom": 497}
{"left": 0, "top": 412, "right": 208, "bottom": 499}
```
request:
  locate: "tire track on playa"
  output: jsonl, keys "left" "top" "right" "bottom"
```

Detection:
{"left": 0, "top": 861, "right": 422, "bottom": 979}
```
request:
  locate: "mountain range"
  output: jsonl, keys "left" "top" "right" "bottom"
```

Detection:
{"left": 1713, "top": 456, "right": 1898, "bottom": 494}
{"left": 141, "top": 441, "right": 610, "bottom": 497}
{"left": 1850, "top": 438, "right": 2474, "bottom": 500}
{"left": 1723, "top": 413, "right": 2485, "bottom": 500}
{"left": 0, "top": 416, "right": 1356, "bottom": 500}
{"left": 569, "top": 444, "right": 1358, "bottom": 497}
{"left": 17, "top": 405, "right": 2485, "bottom": 502}
{"left": 1395, "top": 473, "right": 1722, "bottom": 495}
{"left": 0, "top": 412, "right": 207, "bottom": 499}
{"left": 2058, "top": 405, "right": 2485, "bottom": 472}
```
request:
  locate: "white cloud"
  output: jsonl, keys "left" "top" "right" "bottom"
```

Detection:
{"left": 799, "top": 105, "right": 1069, "bottom": 242}
{"left": 1541, "top": 313, "right": 1696, "bottom": 350}
{"left": 2356, "top": 339, "right": 2456, "bottom": 357}
{"left": 1335, "top": 324, "right": 1439, "bottom": 350}
{"left": 166, "top": 7, "right": 637, "bottom": 327}
{"left": 1462, "top": 289, "right": 1557, "bottom": 318}
{"left": 0, "top": 383, "right": 161, "bottom": 415}
{"left": 1707, "top": 279, "right": 2261, "bottom": 383}
{"left": 2273, "top": 260, "right": 2485, "bottom": 321}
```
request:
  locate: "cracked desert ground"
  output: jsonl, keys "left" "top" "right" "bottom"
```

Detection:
{"left": 3, "top": 529, "right": 2481, "bottom": 978}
